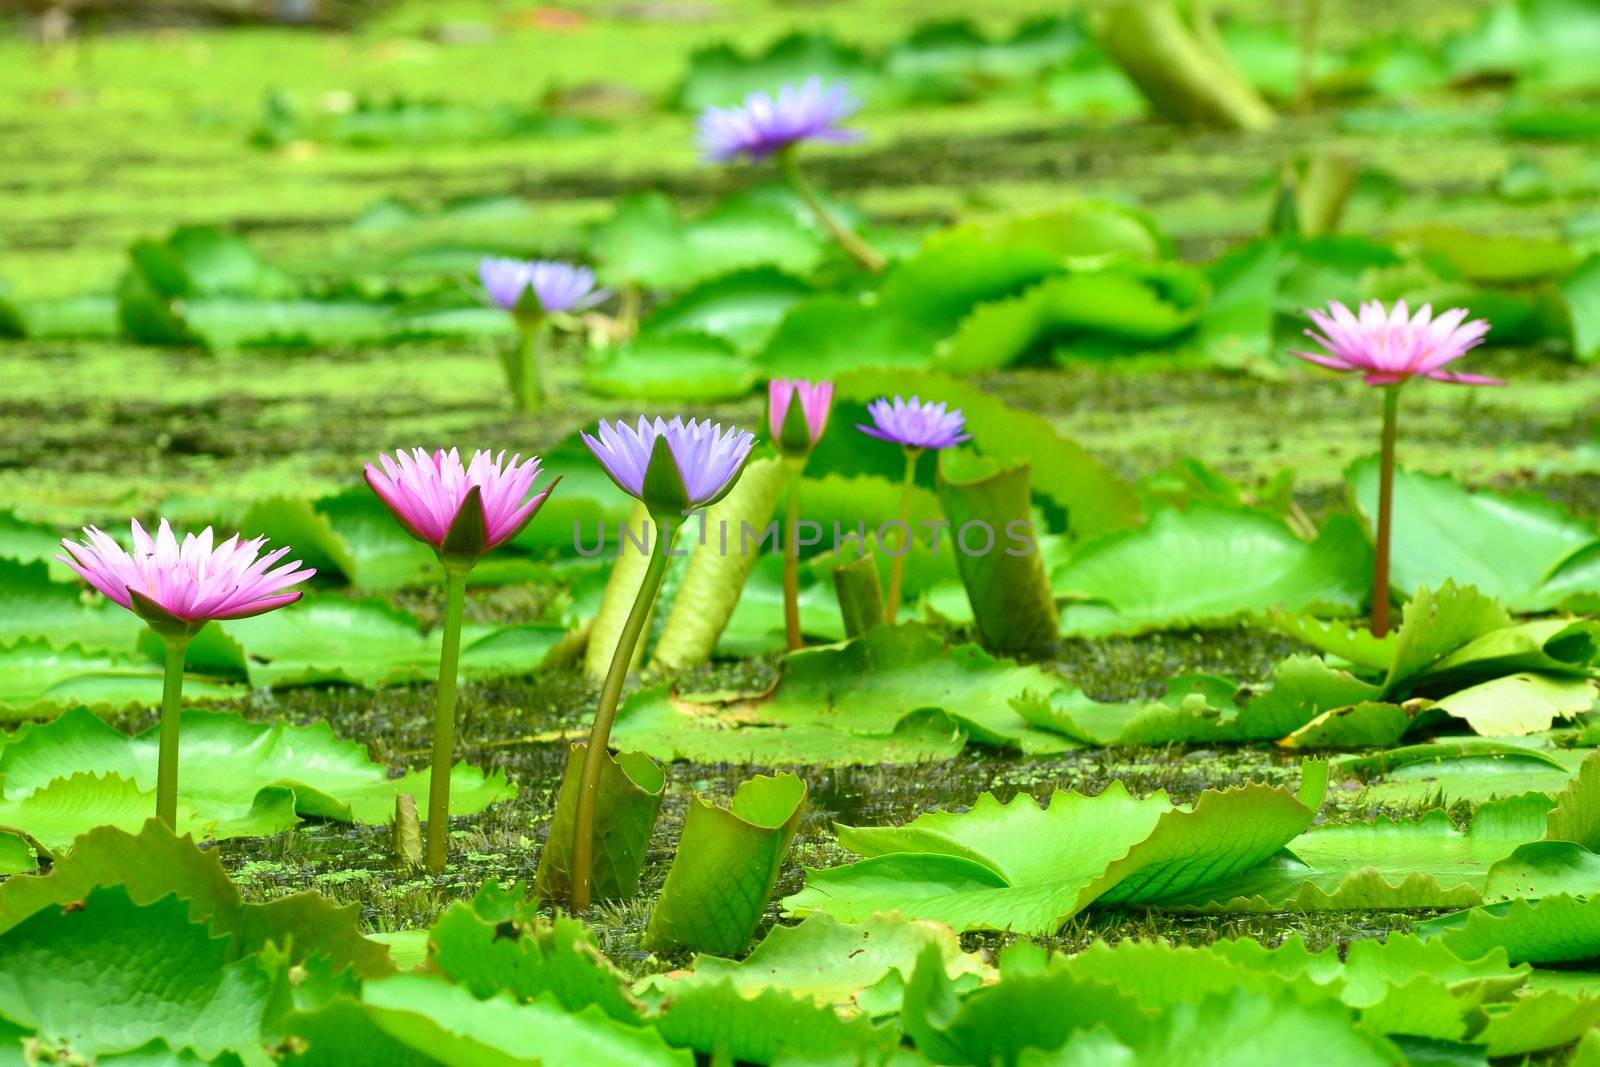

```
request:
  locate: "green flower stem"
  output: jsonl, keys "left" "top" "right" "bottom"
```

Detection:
{"left": 155, "top": 635, "right": 190, "bottom": 830}
{"left": 885, "top": 447, "right": 921, "bottom": 624}
{"left": 516, "top": 319, "right": 552, "bottom": 411}
{"left": 571, "top": 516, "right": 676, "bottom": 910}
{"left": 777, "top": 148, "right": 886, "bottom": 275}
{"left": 783, "top": 462, "right": 805, "bottom": 651}
{"left": 426, "top": 567, "right": 469, "bottom": 873}
{"left": 1371, "top": 384, "right": 1402, "bottom": 638}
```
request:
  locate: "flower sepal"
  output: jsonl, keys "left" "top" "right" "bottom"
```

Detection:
{"left": 640, "top": 436, "right": 694, "bottom": 519}
{"left": 512, "top": 286, "right": 547, "bottom": 331}
{"left": 127, "top": 589, "right": 208, "bottom": 641}
{"left": 776, "top": 393, "right": 818, "bottom": 459}
{"left": 437, "top": 484, "right": 490, "bottom": 569}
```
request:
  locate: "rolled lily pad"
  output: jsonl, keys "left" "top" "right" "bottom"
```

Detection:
{"left": 936, "top": 451, "right": 1059, "bottom": 656}
{"left": 535, "top": 743, "right": 665, "bottom": 904}
{"left": 647, "top": 772, "right": 808, "bottom": 955}
{"left": 650, "top": 457, "right": 787, "bottom": 671}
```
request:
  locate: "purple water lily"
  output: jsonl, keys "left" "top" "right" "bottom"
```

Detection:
{"left": 479, "top": 256, "right": 605, "bottom": 316}
{"left": 565, "top": 414, "right": 756, "bottom": 911}
{"left": 697, "top": 77, "right": 861, "bottom": 163}
{"left": 583, "top": 416, "right": 755, "bottom": 512}
{"left": 857, "top": 396, "right": 971, "bottom": 451}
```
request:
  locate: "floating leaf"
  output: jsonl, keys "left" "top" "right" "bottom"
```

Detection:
{"left": 1347, "top": 461, "right": 1600, "bottom": 611}
{"left": 359, "top": 975, "right": 692, "bottom": 1066}
{"left": 640, "top": 912, "right": 991, "bottom": 1017}
{"left": 0, "top": 820, "right": 393, "bottom": 976}
{"left": 0, "top": 638, "right": 243, "bottom": 718}
{"left": 786, "top": 771, "right": 1323, "bottom": 934}
{"left": 0, "top": 886, "right": 276, "bottom": 1063}
{"left": 642, "top": 267, "right": 811, "bottom": 354}
{"left": 0, "top": 706, "right": 513, "bottom": 838}
{"left": 1052, "top": 506, "right": 1370, "bottom": 636}
{"left": 429, "top": 883, "right": 641, "bottom": 1022}
{"left": 585, "top": 332, "right": 756, "bottom": 402}
{"left": 940, "top": 263, "right": 1208, "bottom": 371}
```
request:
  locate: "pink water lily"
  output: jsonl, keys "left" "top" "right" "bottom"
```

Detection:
{"left": 1296, "top": 300, "right": 1499, "bottom": 386}
{"left": 58, "top": 517, "right": 314, "bottom": 831}
{"left": 365, "top": 448, "right": 557, "bottom": 560}
{"left": 59, "top": 519, "right": 314, "bottom": 626}
{"left": 768, "top": 378, "right": 833, "bottom": 455}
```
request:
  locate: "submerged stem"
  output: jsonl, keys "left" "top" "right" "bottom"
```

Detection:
{"left": 571, "top": 517, "right": 675, "bottom": 910}
{"left": 426, "top": 568, "right": 469, "bottom": 872}
{"left": 155, "top": 635, "right": 190, "bottom": 830}
{"left": 777, "top": 149, "right": 885, "bottom": 274}
{"left": 783, "top": 465, "right": 804, "bottom": 651}
{"left": 884, "top": 448, "right": 921, "bottom": 624}
{"left": 1372, "top": 384, "right": 1401, "bottom": 638}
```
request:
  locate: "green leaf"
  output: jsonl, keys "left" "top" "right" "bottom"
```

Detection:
{"left": 647, "top": 773, "right": 807, "bottom": 955}
{"left": 755, "top": 295, "right": 937, "bottom": 378}
{"left": 0, "top": 638, "right": 243, "bottom": 718}
{"left": 1348, "top": 742, "right": 1586, "bottom": 809}
{"left": 217, "top": 594, "right": 553, "bottom": 689}
{"left": 0, "top": 705, "right": 513, "bottom": 832}
{"left": 1168, "top": 797, "right": 1555, "bottom": 912}
{"left": 361, "top": 975, "right": 692, "bottom": 1066}
{"left": 0, "top": 820, "right": 393, "bottom": 976}
{"left": 1431, "top": 672, "right": 1597, "bottom": 735}
{"left": 643, "top": 267, "right": 811, "bottom": 353}
{"left": 535, "top": 744, "right": 664, "bottom": 904}
{"left": 0, "top": 886, "right": 274, "bottom": 1063}
{"left": 935, "top": 451, "right": 1060, "bottom": 656}
{"left": 0, "top": 558, "right": 145, "bottom": 655}
{"left": 1561, "top": 253, "right": 1600, "bottom": 363}
{"left": 785, "top": 772, "right": 1321, "bottom": 934}
{"left": 609, "top": 683, "right": 971, "bottom": 766}
{"left": 585, "top": 332, "right": 756, "bottom": 402}
{"left": 1347, "top": 460, "right": 1600, "bottom": 611}
{"left": 1419, "top": 894, "right": 1600, "bottom": 965}
{"left": 675, "top": 31, "right": 877, "bottom": 110}
{"left": 877, "top": 234, "right": 1066, "bottom": 336}
{"left": 1546, "top": 750, "right": 1600, "bottom": 850}
{"left": 1382, "top": 581, "right": 1513, "bottom": 693}
{"left": 640, "top": 912, "right": 991, "bottom": 1016}
{"left": 940, "top": 263, "right": 1209, "bottom": 371}
{"left": 1018, "top": 656, "right": 1380, "bottom": 746}
{"left": 1053, "top": 506, "right": 1370, "bottom": 636}
{"left": 648, "top": 979, "right": 902, "bottom": 1064}
{"left": 904, "top": 943, "right": 1155, "bottom": 1065}
{"left": 592, "top": 192, "right": 825, "bottom": 290}
{"left": 429, "top": 883, "right": 641, "bottom": 1022}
